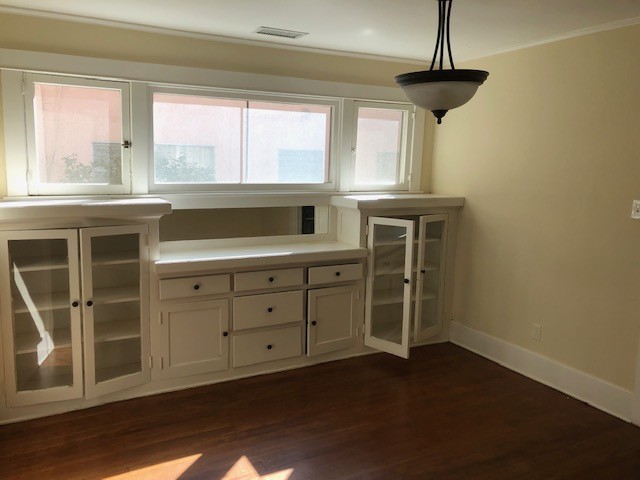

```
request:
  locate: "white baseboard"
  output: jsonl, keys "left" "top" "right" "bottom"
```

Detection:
{"left": 449, "top": 322, "right": 634, "bottom": 423}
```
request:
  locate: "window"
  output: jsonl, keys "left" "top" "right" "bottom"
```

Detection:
{"left": 351, "top": 102, "right": 413, "bottom": 190}
{"left": 23, "top": 74, "right": 131, "bottom": 195}
{"left": 3, "top": 66, "right": 422, "bottom": 197}
{"left": 151, "top": 91, "right": 334, "bottom": 190}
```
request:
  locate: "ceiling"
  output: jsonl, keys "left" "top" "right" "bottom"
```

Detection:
{"left": 1, "top": 0, "right": 640, "bottom": 63}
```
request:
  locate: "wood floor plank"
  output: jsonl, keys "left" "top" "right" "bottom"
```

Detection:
{"left": 1, "top": 344, "right": 639, "bottom": 479}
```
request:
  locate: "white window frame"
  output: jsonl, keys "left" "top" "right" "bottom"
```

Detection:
{"left": 147, "top": 85, "right": 341, "bottom": 193}
{"left": 1, "top": 50, "right": 425, "bottom": 198}
{"left": 22, "top": 73, "right": 132, "bottom": 195}
{"left": 348, "top": 100, "right": 415, "bottom": 192}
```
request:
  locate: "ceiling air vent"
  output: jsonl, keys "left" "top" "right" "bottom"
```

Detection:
{"left": 255, "top": 26, "right": 308, "bottom": 40}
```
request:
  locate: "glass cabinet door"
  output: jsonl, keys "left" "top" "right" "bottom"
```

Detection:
{"left": 80, "top": 224, "right": 149, "bottom": 399}
{"left": 414, "top": 214, "right": 448, "bottom": 342}
{"left": 365, "top": 217, "right": 414, "bottom": 359}
{"left": 0, "top": 230, "right": 83, "bottom": 406}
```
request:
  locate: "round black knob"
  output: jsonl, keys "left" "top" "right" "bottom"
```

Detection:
{"left": 335, "top": 271, "right": 341, "bottom": 277}
{"left": 311, "top": 320, "right": 317, "bottom": 326}
{"left": 86, "top": 300, "right": 93, "bottom": 307}
{"left": 420, "top": 269, "right": 426, "bottom": 274}
{"left": 268, "top": 277, "right": 275, "bottom": 283}
{"left": 403, "top": 278, "right": 410, "bottom": 284}
{"left": 267, "top": 307, "right": 273, "bottom": 313}
{"left": 193, "top": 284, "right": 200, "bottom": 290}
{"left": 267, "top": 344, "right": 273, "bottom": 350}
{"left": 223, "top": 331, "right": 229, "bottom": 337}
{"left": 72, "top": 301, "right": 79, "bottom": 307}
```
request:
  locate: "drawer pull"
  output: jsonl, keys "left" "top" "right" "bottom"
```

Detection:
{"left": 72, "top": 301, "right": 79, "bottom": 307}
{"left": 86, "top": 300, "right": 93, "bottom": 307}
{"left": 404, "top": 278, "right": 410, "bottom": 284}
{"left": 223, "top": 331, "right": 229, "bottom": 337}
{"left": 268, "top": 276, "right": 275, "bottom": 283}
{"left": 267, "top": 307, "right": 274, "bottom": 313}
{"left": 267, "top": 344, "right": 273, "bottom": 350}
{"left": 335, "top": 271, "right": 341, "bottom": 277}
{"left": 193, "top": 284, "right": 200, "bottom": 290}
{"left": 311, "top": 320, "right": 317, "bottom": 326}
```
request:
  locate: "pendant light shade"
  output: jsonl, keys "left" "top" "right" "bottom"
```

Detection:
{"left": 395, "top": 0, "right": 488, "bottom": 124}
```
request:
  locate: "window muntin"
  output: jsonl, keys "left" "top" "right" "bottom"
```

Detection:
{"left": 24, "top": 74, "right": 131, "bottom": 195}
{"left": 152, "top": 92, "right": 333, "bottom": 188}
{"left": 351, "top": 103, "right": 413, "bottom": 190}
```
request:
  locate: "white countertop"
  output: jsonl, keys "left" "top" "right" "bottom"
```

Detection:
{"left": 156, "top": 240, "right": 367, "bottom": 275}
{"left": 330, "top": 194, "right": 464, "bottom": 210}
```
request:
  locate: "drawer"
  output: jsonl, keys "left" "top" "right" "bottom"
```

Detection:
{"left": 308, "top": 263, "right": 363, "bottom": 285}
{"left": 159, "top": 274, "right": 230, "bottom": 300}
{"left": 233, "top": 290, "right": 303, "bottom": 330}
{"left": 232, "top": 325, "right": 302, "bottom": 367}
{"left": 234, "top": 267, "right": 303, "bottom": 292}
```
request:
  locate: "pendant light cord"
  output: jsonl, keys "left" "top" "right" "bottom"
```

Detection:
{"left": 429, "top": 0, "right": 456, "bottom": 71}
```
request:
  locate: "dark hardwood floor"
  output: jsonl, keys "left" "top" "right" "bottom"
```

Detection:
{"left": 1, "top": 343, "right": 639, "bottom": 479}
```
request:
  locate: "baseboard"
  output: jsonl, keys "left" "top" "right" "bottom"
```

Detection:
{"left": 449, "top": 322, "right": 634, "bottom": 423}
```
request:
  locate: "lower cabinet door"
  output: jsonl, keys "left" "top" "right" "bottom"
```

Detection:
{"left": 307, "top": 285, "right": 359, "bottom": 357}
{"left": 160, "top": 299, "right": 229, "bottom": 379}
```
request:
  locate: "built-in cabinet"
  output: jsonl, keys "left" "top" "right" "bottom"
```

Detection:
{"left": 0, "top": 224, "right": 150, "bottom": 406}
{"left": 157, "top": 261, "right": 364, "bottom": 378}
{"left": 365, "top": 214, "right": 448, "bottom": 359}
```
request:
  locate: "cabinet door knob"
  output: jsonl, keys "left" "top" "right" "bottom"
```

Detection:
{"left": 223, "top": 331, "right": 229, "bottom": 337}
{"left": 404, "top": 278, "right": 410, "bottom": 284}
{"left": 86, "top": 300, "right": 93, "bottom": 307}
{"left": 335, "top": 271, "right": 341, "bottom": 277}
{"left": 420, "top": 269, "right": 426, "bottom": 274}
{"left": 193, "top": 284, "right": 200, "bottom": 290}
{"left": 311, "top": 320, "right": 317, "bottom": 326}
{"left": 267, "top": 344, "right": 273, "bottom": 350}
{"left": 72, "top": 301, "right": 79, "bottom": 308}
{"left": 267, "top": 307, "right": 273, "bottom": 313}
{"left": 268, "top": 277, "right": 275, "bottom": 283}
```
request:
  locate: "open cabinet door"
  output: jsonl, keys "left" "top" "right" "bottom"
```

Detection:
{"left": 365, "top": 217, "right": 414, "bottom": 359}
{"left": 414, "top": 214, "right": 448, "bottom": 342}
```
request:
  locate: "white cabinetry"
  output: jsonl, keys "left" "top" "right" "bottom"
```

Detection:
{"left": 0, "top": 224, "right": 150, "bottom": 406}
{"left": 307, "top": 284, "right": 359, "bottom": 356}
{"left": 365, "top": 214, "right": 448, "bottom": 359}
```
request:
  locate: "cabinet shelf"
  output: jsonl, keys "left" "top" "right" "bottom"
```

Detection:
{"left": 93, "top": 286, "right": 140, "bottom": 305}
{"left": 14, "top": 328, "right": 72, "bottom": 355}
{"left": 91, "top": 251, "right": 139, "bottom": 266}
{"left": 374, "top": 262, "right": 439, "bottom": 276}
{"left": 13, "top": 291, "right": 71, "bottom": 314}
{"left": 11, "top": 256, "right": 69, "bottom": 273}
{"left": 373, "top": 290, "right": 437, "bottom": 306}
{"left": 94, "top": 320, "right": 140, "bottom": 343}
{"left": 17, "top": 365, "right": 73, "bottom": 392}
{"left": 95, "top": 362, "right": 141, "bottom": 384}
{"left": 373, "top": 237, "right": 441, "bottom": 247}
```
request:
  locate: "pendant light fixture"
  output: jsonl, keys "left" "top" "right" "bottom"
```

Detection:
{"left": 395, "top": 0, "right": 488, "bottom": 124}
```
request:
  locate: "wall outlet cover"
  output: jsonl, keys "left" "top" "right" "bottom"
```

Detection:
{"left": 632, "top": 200, "right": 640, "bottom": 220}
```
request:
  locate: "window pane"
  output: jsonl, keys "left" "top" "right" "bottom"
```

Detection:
{"left": 245, "top": 102, "right": 330, "bottom": 184}
{"left": 153, "top": 93, "right": 243, "bottom": 184}
{"left": 354, "top": 107, "right": 405, "bottom": 185}
{"left": 33, "top": 84, "right": 123, "bottom": 185}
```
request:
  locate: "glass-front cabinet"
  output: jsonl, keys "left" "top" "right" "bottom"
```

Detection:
{"left": 365, "top": 214, "right": 448, "bottom": 359}
{"left": 0, "top": 225, "right": 149, "bottom": 406}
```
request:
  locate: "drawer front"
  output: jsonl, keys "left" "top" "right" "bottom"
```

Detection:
{"left": 234, "top": 268, "right": 303, "bottom": 292}
{"left": 160, "top": 274, "right": 230, "bottom": 300}
{"left": 233, "top": 290, "right": 303, "bottom": 330}
{"left": 308, "top": 263, "right": 363, "bottom": 285}
{"left": 233, "top": 326, "right": 302, "bottom": 367}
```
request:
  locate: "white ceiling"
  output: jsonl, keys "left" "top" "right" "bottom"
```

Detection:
{"left": 1, "top": 0, "right": 640, "bottom": 63}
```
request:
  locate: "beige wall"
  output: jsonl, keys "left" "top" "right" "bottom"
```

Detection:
{"left": 432, "top": 25, "right": 640, "bottom": 389}
{"left": 0, "top": 12, "right": 429, "bottom": 196}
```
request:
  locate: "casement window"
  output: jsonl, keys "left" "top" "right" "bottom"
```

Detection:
{"left": 350, "top": 101, "right": 414, "bottom": 191}
{"left": 150, "top": 90, "right": 337, "bottom": 192}
{"left": 23, "top": 74, "right": 131, "bottom": 195}
{"left": 2, "top": 67, "right": 422, "bottom": 197}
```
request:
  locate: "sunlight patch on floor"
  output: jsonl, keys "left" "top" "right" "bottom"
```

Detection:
{"left": 102, "top": 453, "right": 202, "bottom": 480}
{"left": 222, "top": 455, "right": 293, "bottom": 480}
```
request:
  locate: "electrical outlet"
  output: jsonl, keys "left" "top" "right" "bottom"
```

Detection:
{"left": 632, "top": 200, "right": 640, "bottom": 220}
{"left": 532, "top": 323, "right": 542, "bottom": 341}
